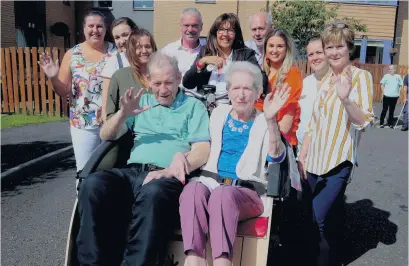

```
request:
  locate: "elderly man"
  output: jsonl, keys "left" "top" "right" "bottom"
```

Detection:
{"left": 77, "top": 53, "right": 211, "bottom": 266}
{"left": 162, "top": 7, "right": 205, "bottom": 80}
{"left": 245, "top": 12, "right": 273, "bottom": 67}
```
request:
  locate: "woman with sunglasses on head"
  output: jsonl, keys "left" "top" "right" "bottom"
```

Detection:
{"left": 298, "top": 21, "right": 374, "bottom": 266}
{"left": 39, "top": 10, "right": 116, "bottom": 174}
{"left": 255, "top": 28, "right": 303, "bottom": 152}
{"left": 183, "top": 13, "right": 268, "bottom": 105}
{"left": 100, "top": 17, "right": 139, "bottom": 122}
{"left": 105, "top": 29, "right": 157, "bottom": 120}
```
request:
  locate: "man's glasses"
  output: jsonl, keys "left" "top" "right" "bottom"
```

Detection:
{"left": 325, "top": 22, "right": 348, "bottom": 30}
{"left": 217, "top": 28, "right": 235, "bottom": 35}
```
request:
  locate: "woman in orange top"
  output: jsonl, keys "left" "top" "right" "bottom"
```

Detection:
{"left": 254, "top": 28, "right": 302, "bottom": 148}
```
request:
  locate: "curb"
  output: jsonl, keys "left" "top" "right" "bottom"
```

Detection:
{"left": 1, "top": 145, "right": 74, "bottom": 183}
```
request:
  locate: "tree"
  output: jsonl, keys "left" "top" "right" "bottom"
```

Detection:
{"left": 265, "top": 0, "right": 368, "bottom": 58}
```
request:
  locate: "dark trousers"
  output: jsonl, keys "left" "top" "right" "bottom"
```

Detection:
{"left": 76, "top": 167, "right": 183, "bottom": 266}
{"left": 380, "top": 96, "right": 399, "bottom": 126}
{"left": 403, "top": 101, "right": 408, "bottom": 129}
{"left": 306, "top": 161, "right": 353, "bottom": 266}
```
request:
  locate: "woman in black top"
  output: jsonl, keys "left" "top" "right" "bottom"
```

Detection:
{"left": 183, "top": 13, "right": 268, "bottom": 103}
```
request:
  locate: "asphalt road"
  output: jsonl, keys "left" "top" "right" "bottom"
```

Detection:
{"left": 1, "top": 105, "right": 408, "bottom": 266}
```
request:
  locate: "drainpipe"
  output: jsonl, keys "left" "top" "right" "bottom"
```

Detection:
{"left": 236, "top": 0, "right": 240, "bottom": 17}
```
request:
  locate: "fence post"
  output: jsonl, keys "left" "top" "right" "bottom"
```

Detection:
{"left": 1, "top": 48, "right": 9, "bottom": 113}
{"left": 18, "top": 47, "right": 27, "bottom": 114}
{"left": 45, "top": 47, "right": 54, "bottom": 116}
{"left": 25, "top": 47, "right": 33, "bottom": 114}
{"left": 59, "top": 47, "right": 68, "bottom": 117}
{"left": 5, "top": 48, "right": 14, "bottom": 113}
{"left": 10, "top": 47, "right": 20, "bottom": 113}
{"left": 38, "top": 47, "right": 47, "bottom": 115}
{"left": 52, "top": 47, "right": 61, "bottom": 117}
{"left": 32, "top": 47, "right": 40, "bottom": 115}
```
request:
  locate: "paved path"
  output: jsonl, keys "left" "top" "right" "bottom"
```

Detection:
{"left": 1, "top": 121, "right": 72, "bottom": 172}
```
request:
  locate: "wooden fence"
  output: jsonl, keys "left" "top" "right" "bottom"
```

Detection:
{"left": 0, "top": 47, "right": 69, "bottom": 117}
{"left": 0, "top": 47, "right": 408, "bottom": 117}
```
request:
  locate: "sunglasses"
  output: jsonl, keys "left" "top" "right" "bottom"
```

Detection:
{"left": 325, "top": 22, "right": 348, "bottom": 30}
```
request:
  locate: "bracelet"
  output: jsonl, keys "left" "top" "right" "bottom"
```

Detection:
{"left": 196, "top": 60, "right": 204, "bottom": 70}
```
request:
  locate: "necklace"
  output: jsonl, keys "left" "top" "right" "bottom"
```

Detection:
{"left": 227, "top": 118, "right": 250, "bottom": 133}
{"left": 227, "top": 110, "right": 255, "bottom": 133}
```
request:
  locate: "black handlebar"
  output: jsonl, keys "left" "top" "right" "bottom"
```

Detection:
{"left": 183, "top": 89, "right": 228, "bottom": 101}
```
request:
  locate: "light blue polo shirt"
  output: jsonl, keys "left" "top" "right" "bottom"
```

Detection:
{"left": 126, "top": 90, "right": 210, "bottom": 168}
{"left": 381, "top": 74, "right": 403, "bottom": 97}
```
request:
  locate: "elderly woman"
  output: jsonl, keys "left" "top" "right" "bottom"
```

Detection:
{"left": 179, "top": 61, "right": 289, "bottom": 266}
{"left": 298, "top": 21, "right": 374, "bottom": 266}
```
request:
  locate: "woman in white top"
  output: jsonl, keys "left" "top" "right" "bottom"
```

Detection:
{"left": 100, "top": 17, "right": 138, "bottom": 122}
{"left": 179, "top": 61, "right": 287, "bottom": 266}
{"left": 298, "top": 22, "right": 374, "bottom": 266}
{"left": 39, "top": 11, "right": 116, "bottom": 173}
{"left": 296, "top": 36, "right": 330, "bottom": 158}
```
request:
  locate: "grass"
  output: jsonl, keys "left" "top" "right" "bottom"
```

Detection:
{"left": 1, "top": 114, "right": 68, "bottom": 129}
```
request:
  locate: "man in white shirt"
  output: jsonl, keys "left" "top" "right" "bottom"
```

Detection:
{"left": 245, "top": 12, "right": 273, "bottom": 67}
{"left": 161, "top": 7, "right": 205, "bottom": 81}
{"left": 297, "top": 36, "right": 330, "bottom": 159}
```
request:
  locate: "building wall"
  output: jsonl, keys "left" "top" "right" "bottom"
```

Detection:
{"left": 1, "top": 1, "right": 16, "bottom": 48}
{"left": 154, "top": 1, "right": 239, "bottom": 48}
{"left": 394, "top": 1, "right": 408, "bottom": 65}
{"left": 327, "top": 3, "right": 396, "bottom": 40}
{"left": 153, "top": 1, "right": 397, "bottom": 50}
{"left": 111, "top": 1, "right": 154, "bottom": 34}
{"left": 45, "top": 1, "right": 76, "bottom": 48}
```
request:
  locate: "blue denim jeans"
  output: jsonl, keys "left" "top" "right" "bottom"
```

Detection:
{"left": 307, "top": 161, "right": 353, "bottom": 266}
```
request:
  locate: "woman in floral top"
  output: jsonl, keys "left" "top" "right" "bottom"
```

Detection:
{"left": 39, "top": 10, "right": 116, "bottom": 173}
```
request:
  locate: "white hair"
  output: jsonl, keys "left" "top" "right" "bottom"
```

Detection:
{"left": 180, "top": 7, "right": 203, "bottom": 24}
{"left": 147, "top": 52, "right": 180, "bottom": 76}
{"left": 249, "top": 12, "right": 273, "bottom": 28}
{"left": 225, "top": 62, "right": 263, "bottom": 93}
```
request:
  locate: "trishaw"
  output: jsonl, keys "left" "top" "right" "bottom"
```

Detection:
{"left": 65, "top": 86, "right": 291, "bottom": 266}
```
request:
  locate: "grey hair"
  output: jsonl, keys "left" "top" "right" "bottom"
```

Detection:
{"left": 147, "top": 52, "right": 180, "bottom": 76}
{"left": 225, "top": 62, "right": 263, "bottom": 93}
{"left": 249, "top": 12, "right": 273, "bottom": 28}
{"left": 180, "top": 7, "right": 203, "bottom": 24}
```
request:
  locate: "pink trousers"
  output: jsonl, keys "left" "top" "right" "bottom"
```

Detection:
{"left": 179, "top": 181, "right": 264, "bottom": 259}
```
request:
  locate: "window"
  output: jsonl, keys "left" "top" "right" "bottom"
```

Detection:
{"left": 93, "top": 1, "right": 112, "bottom": 8}
{"left": 133, "top": 1, "right": 154, "bottom": 10}
{"left": 195, "top": 0, "right": 216, "bottom": 3}
{"left": 328, "top": 0, "right": 397, "bottom": 6}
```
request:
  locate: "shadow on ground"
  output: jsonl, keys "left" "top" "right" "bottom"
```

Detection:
{"left": 267, "top": 195, "right": 398, "bottom": 266}
{"left": 1, "top": 141, "right": 71, "bottom": 172}
{"left": 341, "top": 198, "right": 398, "bottom": 265}
{"left": 1, "top": 157, "right": 76, "bottom": 196}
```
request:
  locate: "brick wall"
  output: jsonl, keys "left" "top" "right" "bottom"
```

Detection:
{"left": 394, "top": 1, "right": 408, "bottom": 65}
{"left": 45, "top": 1, "right": 76, "bottom": 48}
{"left": 1, "top": 1, "right": 16, "bottom": 47}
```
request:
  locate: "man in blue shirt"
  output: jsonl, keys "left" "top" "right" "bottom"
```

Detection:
{"left": 77, "top": 53, "right": 211, "bottom": 266}
{"left": 402, "top": 74, "right": 408, "bottom": 131}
